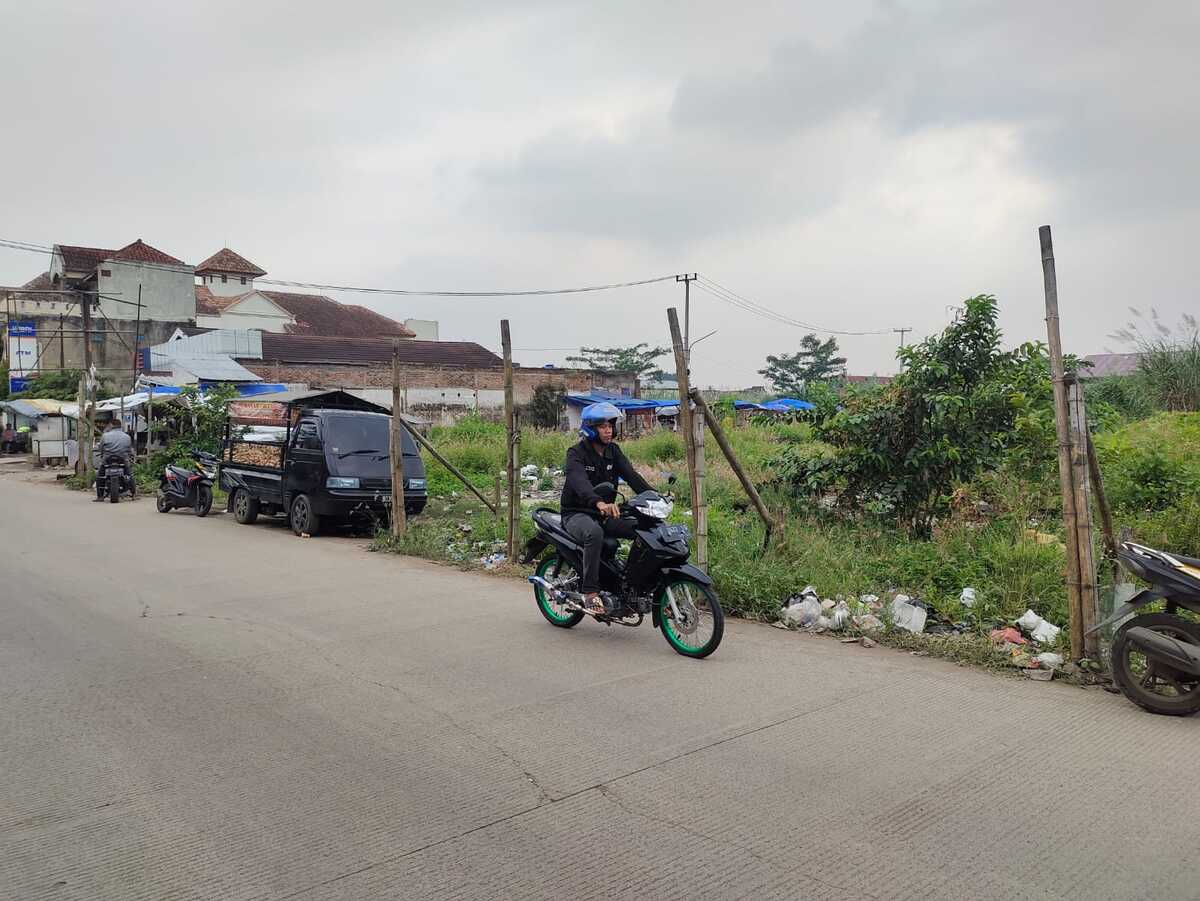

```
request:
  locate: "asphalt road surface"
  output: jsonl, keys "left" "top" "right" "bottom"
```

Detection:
{"left": 2, "top": 473, "right": 1197, "bottom": 900}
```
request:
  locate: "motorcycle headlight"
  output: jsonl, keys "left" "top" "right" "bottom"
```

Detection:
{"left": 325, "top": 477, "right": 360, "bottom": 489}
{"left": 644, "top": 498, "right": 674, "bottom": 520}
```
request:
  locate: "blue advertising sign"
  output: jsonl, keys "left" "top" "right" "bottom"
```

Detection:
{"left": 7, "top": 321, "right": 36, "bottom": 337}
{"left": 9, "top": 377, "right": 32, "bottom": 393}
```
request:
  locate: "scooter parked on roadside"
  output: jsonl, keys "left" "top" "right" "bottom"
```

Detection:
{"left": 1091, "top": 541, "right": 1200, "bottom": 716}
{"left": 156, "top": 449, "right": 217, "bottom": 517}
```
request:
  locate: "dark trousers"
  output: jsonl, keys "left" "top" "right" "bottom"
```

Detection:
{"left": 564, "top": 512, "right": 636, "bottom": 593}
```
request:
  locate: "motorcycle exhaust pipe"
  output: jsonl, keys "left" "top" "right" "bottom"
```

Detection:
{"left": 527, "top": 576, "right": 584, "bottom": 611}
{"left": 1126, "top": 627, "right": 1200, "bottom": 676}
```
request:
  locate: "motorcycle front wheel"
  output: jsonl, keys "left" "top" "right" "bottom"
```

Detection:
{"left": 194, "top": 485, "right": 213, "bottom": 517}
{"left": 1112, "top": 613, "right": 1200, "bottom": 716}
{"left": 658, "top": 578, "right": 724, "bottom": 658}
{"left": 156, "top": 491, "right": 172, "bottom": 513}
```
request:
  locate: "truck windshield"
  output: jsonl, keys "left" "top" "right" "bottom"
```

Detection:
{"left": 323, "top": 414, "right": 417, "bottom": 478}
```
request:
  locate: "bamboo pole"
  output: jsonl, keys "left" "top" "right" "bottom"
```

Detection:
{"left": 667, "top": 308, "right": 700, "bottom": 544}
{"left": 1040, "top": 225, "right": 1085, "bottom": 661}
{"left": 502, "top": 320, "right": 518, "bottom": 558}
{"left": 1069, "top": 379, "right": 1100, "bottom": 658}
{"left": 690, "top": 389, "right": 775, "bottom": 544}
{"left": 390, "top": 340, "right": 408, "bottom": 537}
{"left": 691, "top": 392, "right": 708, "bottom": 571}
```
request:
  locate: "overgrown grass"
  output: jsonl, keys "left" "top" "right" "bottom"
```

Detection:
{"left": 376, "top": 410, "right": 1200, "bottom": 641}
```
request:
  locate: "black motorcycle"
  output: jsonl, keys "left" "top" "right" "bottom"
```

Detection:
{"left": 156, "top": 449, "right": 217, "bottom": 517}
{"left": 522, "top": 480, "right": 724, "bottom": 658}
{"left": 1091, "top": 541, "right": 1200, "bottom": 716}
{"left": 96, "top": 454, "right": 136, "bottom": 503}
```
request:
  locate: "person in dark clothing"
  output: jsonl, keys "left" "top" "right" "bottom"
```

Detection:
{"left": 561, "top": 402, "right": 653, "bottom": 615}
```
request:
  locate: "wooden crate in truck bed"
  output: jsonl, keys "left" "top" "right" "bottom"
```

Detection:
{"left": 226, "top": 441, "right": 284, "bottom": 468}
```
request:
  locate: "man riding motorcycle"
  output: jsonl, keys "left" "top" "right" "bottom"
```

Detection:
{"left": 94, "top": 420, "right": 134, "bottom": 501}
{"left": 561, "top": 402, "right": 653, "bottom": 616}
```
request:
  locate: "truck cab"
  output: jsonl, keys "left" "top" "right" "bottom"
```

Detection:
{"left": 221, "top": 406, "right": 426, "bottom": 536}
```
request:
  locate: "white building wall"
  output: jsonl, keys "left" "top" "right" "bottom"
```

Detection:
{"left": 404, "top": 319, "right": 439, "bottom": 340}
{"left": 100, "top": 260, "right": 196, "bottom": 321}
{"left": 198, "top": 272, "right": 256, "bottom": 297}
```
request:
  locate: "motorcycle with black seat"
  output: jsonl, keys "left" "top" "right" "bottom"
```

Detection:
{"left": 156, "top": 449, "right": 218, "bottom": 516}
{"left": 96, "top": 454, "right": 136, "bottom": 503}
{"left": 1091, "top": 541, "right": 1200, "bottom": 716}
{"left": 522, "top": 478, "right": 724, "bottom": 658}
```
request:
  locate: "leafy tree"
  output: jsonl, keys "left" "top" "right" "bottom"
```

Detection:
{"left": 566, "top": 344, "right": 669, "bottom": 379}
{"left": 759, "top": 335, "right": 847, "bottom": 395}
{"left": 779, "top": 296, "right": 1052, "bottom": 532}
{"left": 523, "top": 383, "right": 565, "bottom": 429}
{"left": 154, "top": 384, "right": 240, "bottom": 463}
{"left": 10, "top": 369, "right": 84, "bottom": 401}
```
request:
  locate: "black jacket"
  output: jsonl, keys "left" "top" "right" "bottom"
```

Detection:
{"left": 561, "top": 439, "right": 652, "bottom": 513}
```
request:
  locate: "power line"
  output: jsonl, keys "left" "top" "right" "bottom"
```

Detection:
{"left": 696, "top": 276, "right": 897, "bottom": 336}
{"left": 0, "top": 237, "right": 678, "bottom": 299}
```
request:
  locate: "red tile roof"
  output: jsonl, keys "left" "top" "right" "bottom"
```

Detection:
{"left": 260, "top": 291, "right": 416, "bottom": 338}
{"left": 22, "top": 271, "right": 53, "bottom": 290}
{"left": 110, "top": 239, "right": 187, "bottom": 267}
{"left": 57, "top": 244, "right": 116, "bottom": 273}
{"left": 195, "top": 248, "right": 267, "bottom": 277}
{"left": 253, "top": 333, "right": 503, "bottom": 368}
{"left": 194, "top": 285, "right": 246, "bottom": 316}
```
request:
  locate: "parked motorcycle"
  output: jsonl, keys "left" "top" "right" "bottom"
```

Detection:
{"left": 96, "top": 454, "right": 136, "bottom": 503}
{"left": 1090, "top": 541, "right": 1200, "bottom": 716}
{"left": 157, "top": 449, "right": 217, "bottom": 517}
{"left": 522, "top": 479, "right": 724, "bottom": 658}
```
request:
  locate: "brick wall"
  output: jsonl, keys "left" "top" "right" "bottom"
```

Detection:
{"left": 237, "top": 360, "right": 638, "bottom": 422}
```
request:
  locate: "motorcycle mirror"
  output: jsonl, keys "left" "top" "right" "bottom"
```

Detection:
{"left": 667, "top": 473, "right": 677, "bottom": 486}
{"left": 594, "top": 481, "right": 617, "bottom": 502}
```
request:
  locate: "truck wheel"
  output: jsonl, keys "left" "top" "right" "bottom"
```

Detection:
{"left": 233, "top": 488, "right": 259, "bottom": 524}
{"left": 289, "top": 493, "right": 320, "bottom": 536}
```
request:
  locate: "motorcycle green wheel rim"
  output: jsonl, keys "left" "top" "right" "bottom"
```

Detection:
{"left": 534, "top": 557, "right": 577, "bottom": 624}
{"left": 660, "top": 580, "right": 714, "bottom": 653}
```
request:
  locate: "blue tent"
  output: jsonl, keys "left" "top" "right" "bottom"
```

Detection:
{"left": 564, "top": 392, "right": 672, "bottom": 412}
{"left": 733, "top": 397, "right": 815, "bottom": 412}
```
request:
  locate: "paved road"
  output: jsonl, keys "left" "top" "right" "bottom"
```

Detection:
{"left": 1, "top": 473, "right": 1197, "bottom": 900}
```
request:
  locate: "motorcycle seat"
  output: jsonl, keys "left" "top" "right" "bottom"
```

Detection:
{"left": 1171, "top": 551, "right": 1200, "bottom": 568}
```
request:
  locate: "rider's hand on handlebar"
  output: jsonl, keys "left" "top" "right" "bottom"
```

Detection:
{"left": 596, "top": 501, "right": 622, "bottom": 519}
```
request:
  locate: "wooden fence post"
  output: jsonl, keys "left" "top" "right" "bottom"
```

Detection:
{"left": 391, "top": 340, "right": 408, "bottom": 537}
{"left": 1069, "top": 379, "right": 1100, "bottom": 659}
{"left": 502, "top": 321, "right": 518, "bottom": 558}
{"left": 666, "top": 308, "right": 701, "bottom": 563}
{"left": 1040, "top": 225, "right": 1085, "bottom": 661}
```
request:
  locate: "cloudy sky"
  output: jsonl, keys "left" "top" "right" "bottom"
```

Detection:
{"left": 2, "top": 0, "right": 1197, "bottom": 386}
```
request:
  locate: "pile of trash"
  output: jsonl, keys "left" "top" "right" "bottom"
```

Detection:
{"left": 778, "top": 584, "right": 1068, "bottom": 678}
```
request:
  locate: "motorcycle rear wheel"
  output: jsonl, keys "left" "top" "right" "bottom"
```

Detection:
{"left": 533, "top": 556, "right": 585, "bottom": 628}
{"left": 108, "top": 474, "right": 120, "bottom": 503}
{"left": 1112, "top": 613, "right": 1200, "bottom": 716}
{"left": 156, "top": 491, "right": 172, "bottom": 513}
{"left": 658, "top": 578, "right": 724, "bottom": 658}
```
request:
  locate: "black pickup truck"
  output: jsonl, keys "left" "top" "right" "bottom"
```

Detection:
{"left": 220, "top": 408, "right": 427, "bottom": 536}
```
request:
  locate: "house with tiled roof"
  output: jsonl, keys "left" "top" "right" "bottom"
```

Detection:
{"left": 191, "top": 247, "right": 416, "bottom": 339}
{"left": 48, "top": 238, "right": 196, "bottom": 323}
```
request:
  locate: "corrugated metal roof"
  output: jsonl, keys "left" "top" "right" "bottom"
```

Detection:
{"left": 171, "top": 356, "right": 263, "bottom": 382}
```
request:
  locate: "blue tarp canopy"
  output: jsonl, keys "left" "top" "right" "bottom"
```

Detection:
{"left": 564, "top": 392, "right": 673, "bottom": 411}
{"left": 734, "top": 397, "right": 815, "bottom": 412}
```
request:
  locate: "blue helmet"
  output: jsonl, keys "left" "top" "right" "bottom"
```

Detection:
{"left": 579, "top": 401, "right": 624, "bottom": 441}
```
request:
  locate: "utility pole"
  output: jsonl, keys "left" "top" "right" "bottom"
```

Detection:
{"left": 893, "top": 327, "right": 911, "bottom": 351}
{"left": 667, "top": 308, "right": 704, "bottom": 570}
{"left": 676, "top": 274, "right": 697, "bottom": 359}
{"left": 502, "top": 320, "right": 518, "bottom": 560}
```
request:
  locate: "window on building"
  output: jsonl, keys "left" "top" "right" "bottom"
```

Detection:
{"left": 100, "top": 268, "right": 111, "bottom": 277}
{"left": 221, "top": 275, "right": 227, "bottom": 284}
{"left": 240, "top": 277, "right": 247, "bottom": 285}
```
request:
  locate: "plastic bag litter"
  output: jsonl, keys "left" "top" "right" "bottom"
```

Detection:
{"left": 1018, "top": 609, "right": 1062, "bottom": 644}
{"left": 781, "top": 597, "right": 823, "bottom": 627}
{"left": 960, "top": 587, "right": 977, "bottom": 608}
{"left": 1035, "top": 652, "right": 1064, "bottom": 669}
{"left": 859, "top": 594, "right": 881, "bottom": 609}
{"left": 480, "top": 553, "right": 507, "bottom": 569}
{"left": 891, "top": 596, "right": 927, "bottom": 634}
{"left": 829, "top": 600, "right": 851, "bottom": 630}
{"left": 821, "top": 598, "right": 836, "bottom": 611}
